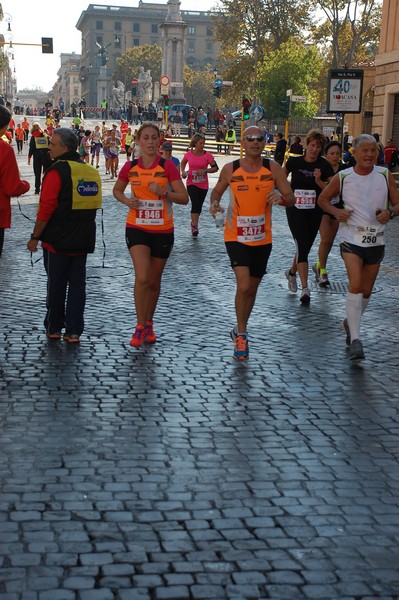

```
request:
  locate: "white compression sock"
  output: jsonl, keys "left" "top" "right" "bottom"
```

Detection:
{"left": 362, "top": 296, "right": 370, "bottom": 314}
{"left": 346, "top": 292, "right": 363, "bottom": 341}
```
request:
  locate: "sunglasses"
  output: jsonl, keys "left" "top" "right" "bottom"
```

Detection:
{"left": 244, "top": 135, "right": 264, "bottom": 142}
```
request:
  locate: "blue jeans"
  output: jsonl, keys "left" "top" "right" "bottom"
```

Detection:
{"left": 43, "top": 249, "right": 87, "bottom": 336}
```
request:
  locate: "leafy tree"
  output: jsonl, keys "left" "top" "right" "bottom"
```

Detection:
{"left": 257, "top": 38, "right": 326, "bottom": 118}
{"left": 183, "top": 64, "right": 218, "bottom": 108}
{"left": 211, "top": 0, "right": 312, "bottom": 103}
{"left": 113, "top": 44, "right": 162, "bottom": 91}
{"left": 312, "top": 0, "right": 382, "bottom": 67}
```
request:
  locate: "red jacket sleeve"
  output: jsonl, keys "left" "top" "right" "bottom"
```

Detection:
{"left": 0, "top": 141, "right": 30, "bottom": 197}
{"left": 37, "top": 170, "right": 62, "bottom": 222}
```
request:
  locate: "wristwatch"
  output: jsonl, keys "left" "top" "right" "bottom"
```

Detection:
{"left": 390, "top": 210, "right": 397, "bottom": 220}
{"left": 30, "top": 234, "right": 40, "bottom": 240}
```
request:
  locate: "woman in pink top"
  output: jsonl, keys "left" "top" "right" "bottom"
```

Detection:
{"left": 181, "top": 133, "right": 218, "bottom": 236}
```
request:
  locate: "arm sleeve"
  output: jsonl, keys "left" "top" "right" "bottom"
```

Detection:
{"left": 164, "top": 160, "right": 181, "bottom": 183}
{"left": 37, "top": 170, "right": 62, "bottom": 222}
{"left": 118, "top": 161, "right": 131, "bottom": 183}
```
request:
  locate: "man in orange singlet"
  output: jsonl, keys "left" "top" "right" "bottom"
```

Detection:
{"left": 210, "top": 126, "right": 295, "bottom": 361}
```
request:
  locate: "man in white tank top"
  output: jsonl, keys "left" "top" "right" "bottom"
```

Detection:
{"left": 318, "top": 134, "right": 399, "bottom": 360}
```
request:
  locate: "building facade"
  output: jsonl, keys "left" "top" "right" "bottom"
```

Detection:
{"left": 373, "top": 0, "right": 399, "bottom": 143}
{"left": 76, "top": 2, "right": 218, "bottom": 108}
{"left": 52, "top": 53, "right": 82, "bottom": 114}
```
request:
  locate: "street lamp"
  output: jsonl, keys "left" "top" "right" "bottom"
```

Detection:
{"left": 3, "top": 13, "right": 12, "bottom": 32}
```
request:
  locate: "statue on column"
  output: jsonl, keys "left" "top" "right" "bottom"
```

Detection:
{"left": 112, "top": 80, "right": 125, "bottom": 109}
{"left": 137, "top": 67, "right": 153, "bottom": 104}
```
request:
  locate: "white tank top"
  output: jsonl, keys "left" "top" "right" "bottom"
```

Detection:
{"left": 338, "top": 166, "right": 389, "bottom": 247}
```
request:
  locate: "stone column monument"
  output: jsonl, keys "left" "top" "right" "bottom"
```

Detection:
{"left": 159, "top": 0, "right": 187, "bottom": 104}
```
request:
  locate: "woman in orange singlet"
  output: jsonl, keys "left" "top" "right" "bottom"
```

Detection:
{"left": 113, "top": 123, "right": 188, "bottom": 348}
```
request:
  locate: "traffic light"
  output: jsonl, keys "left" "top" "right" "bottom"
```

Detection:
{"left": 41, "top": 37, "right": 53, "bottom": 54}
{"left": 280, "top": 100, "right": 289, "bottom": 119}
{"left": 213, "top": 86, "right": 221, "bottom": 98}
{"left": 242, "top": 97, "right": 251, "bottom": 120}
{"left": 163, "top": 95, "right": 169, "bottom": 110}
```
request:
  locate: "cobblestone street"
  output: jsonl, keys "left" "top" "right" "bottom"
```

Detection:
{"left": 1, "top": 123, "right": 399, "bottom": 599}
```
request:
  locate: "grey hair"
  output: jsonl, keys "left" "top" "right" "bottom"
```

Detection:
{"left": 352, "top": 134, "right": 377, "bottom": 150}
{"left": 53, "top": 127, "right": 79, "bottom": 152}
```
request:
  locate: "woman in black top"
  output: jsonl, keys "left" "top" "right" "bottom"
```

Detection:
{"left": 284, "top": 129, "right": 334, "bottom": 303}
{"left": 313, "top": 140, "right": 346, "bottom": 287}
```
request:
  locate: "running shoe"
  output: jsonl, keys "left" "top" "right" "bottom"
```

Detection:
{"left": 63, "top": 334, "right": 80, "bottom": 343}
{"left": 144, "top": 321, "right": 156, "bottom": 344}
{"left": 230, "top": 327, "right": 238, "bottom": 342}
{"left": 191, "top": 223, "right": 199, "bottom": 237}
{"left": 130, "top": 324, "right": 145, "bottom": 347}
{"left": 233, "top": 333, "right": 249, "bottom": 361}
{"left": 46, "top": 332, "right": 62, "bottom": 340}
{"left": 300, "top": 287, "right": 310, "bottom": 304}
{"left": 285, "top": 269, "right": 298, "bottom": 293}
{"left": 343, "top": 319, "right": 351, "bottom": 346}
{"left": 349, "top": 338, "right": 365, "bottom": 360}
{"left": 312, "top": 263, "right": 320, "bottom": 283}
{"left": 319, "top": 272, "right": 330, "bottom": 287}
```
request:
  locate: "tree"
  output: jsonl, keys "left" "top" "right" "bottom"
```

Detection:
{"left": 184, "top": 64, "right": 218, "bottom": 107}
{"left": 257, "top": 38, "right": 326, "bottom": 118}
{"left": 211, "top": 0, "right": 312, "bottom": 103}
{"left": 312, "top": 0, "right": 382, "bottom": 67}
{"left": 113, "top": 44, "right": 162, "bottom": 91}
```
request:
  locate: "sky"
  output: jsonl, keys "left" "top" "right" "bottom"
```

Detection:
{"left": 3, "top": 0, "right": 217, "bottom": 94}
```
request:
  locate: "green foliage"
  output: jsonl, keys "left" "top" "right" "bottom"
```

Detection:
{"left": 114, "top": 45, "right": 162, "bottom": 88}
{"left": 183, "top": 64, "right": 217, "bottom": 108}
{"left": 211, "top": 0, "right": 313, "bottom": 105}
{"left": 311, "top": 0, "right": 382, "bottom": 67}
{"left": 257, "top": 38, "right": 326, "bottom": 118}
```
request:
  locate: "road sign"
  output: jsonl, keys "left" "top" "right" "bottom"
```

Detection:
{"left": 336, "top": 112, "right": 342, "bottom": 122}
{"left": 160, "top": 75, "right": 170, "bottom": 86}
{"left": 160, "top": 85, "right": 169, "bottom": 95}
{"left": 170, "top": 82, "right": 183, "bottom": 87}
{"left": 327, "top": 68, "right": 364, "bottom": 114}
{"left": 286, "top": 89, "right": 292, "bottom": 97}
{"left": 291, "top": 95, "right": 307, "bottom": 102}
{"left": 222, "top": 81, "right": 233, "bottom": 87}
{"left": 250, "top": 105, "right": 263, "bottom": 120}
{"left": 131, "top": 78, "right": 138, "bottom": 85}
{"left": 214, "top": 77, "right": 223, "bottom": 87}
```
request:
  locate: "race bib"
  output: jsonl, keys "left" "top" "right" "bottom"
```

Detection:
{"left": 136, "top": 200, "right": 164, "bottom": 225}
{"left": 237, "top": 215, "right": 265, "bottom": 243}
{"left": 192, "top": 170, "right": 205, "bottom": 184}
{"left": 294, "top": 189, "right": 316, "bottom": 209}
{"left": 353, "top": 225, "right": 384, "bottom": 246}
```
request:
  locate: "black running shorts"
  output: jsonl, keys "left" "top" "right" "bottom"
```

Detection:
{"left": 340, "top": 241, "right": 385, "bottom": 265}
{"left": 225, "top": 242, "right": 272, "bottom": 279}
{"left": 125, "top": 228, "right": 174, "bottom": 259}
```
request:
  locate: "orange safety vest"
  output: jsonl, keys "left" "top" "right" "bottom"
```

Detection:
{"left": 224, "top": 158, "right": 274, "bottom": 246}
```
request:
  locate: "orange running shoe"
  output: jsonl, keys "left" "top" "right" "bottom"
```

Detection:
{"left": 144, "top": 320, "right": 156, "bottom": 343}
{"left": 130, "top": 324, "right": 145, "bottom": 347}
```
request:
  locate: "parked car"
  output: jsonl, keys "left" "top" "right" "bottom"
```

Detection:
{"left": 168, "top": 104, "right": 192, "bottom": 123}
{"left": 231, "top": 110, "right": 242, "bottom": 125}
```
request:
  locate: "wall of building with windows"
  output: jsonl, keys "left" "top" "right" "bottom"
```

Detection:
{"left": 76, "top": 2, "right": 219, "bottom": 107}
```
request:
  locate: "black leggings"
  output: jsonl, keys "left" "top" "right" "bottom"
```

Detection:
{"left": 286, "top": 206, "right": 322, "bottom": 263}
{"left": 187, "top": 185, "right": 208, "bottom": 215}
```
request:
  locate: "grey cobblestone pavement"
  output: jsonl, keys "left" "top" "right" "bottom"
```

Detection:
{"left": 1, "top": 119, "right": 399, "bottom": 599}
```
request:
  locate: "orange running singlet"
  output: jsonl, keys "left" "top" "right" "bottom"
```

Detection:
{"left": 127, "top": 158, "right": 173, "bottom": 233}
{"left": 224, "top": 158, "right": 274, "bottom": 246}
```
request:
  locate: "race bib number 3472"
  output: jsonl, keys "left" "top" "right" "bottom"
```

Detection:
{"left": 237, "top": 215, "right": 265, "bottom": 242}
